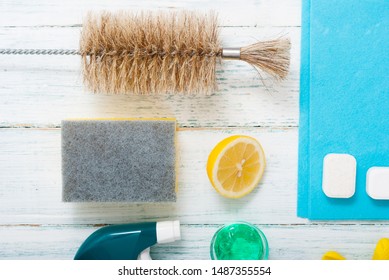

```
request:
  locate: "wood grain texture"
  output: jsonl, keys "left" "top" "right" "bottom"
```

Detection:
{"left": 0, "top": 0, "right": 301, "bottom": 27}
{"left": 0, "top": 0, "right": 388, "bottom": 260}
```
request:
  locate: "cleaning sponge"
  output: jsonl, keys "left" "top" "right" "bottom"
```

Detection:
{"left": 62, "top": 118, "right": 177, "bottom": 202}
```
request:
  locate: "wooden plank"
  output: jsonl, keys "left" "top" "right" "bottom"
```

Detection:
{"left": 0, "top": 224, "right": 387, "bottom": 260}
{"left": 0, "top": 0, "right": 301, "bottom": 27}
{"left": 0, "top": 26, "right": 300, "bottom": 128}
{"left": 0, "top": 127, "right": 302, "bottom": 225}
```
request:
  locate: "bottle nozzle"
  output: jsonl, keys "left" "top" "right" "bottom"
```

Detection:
{"left": 156, "top": 220, "right": 181, "bottom": 244}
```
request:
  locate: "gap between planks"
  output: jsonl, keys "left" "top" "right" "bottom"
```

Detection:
{"left": 0, "top": 126, "right": 298, "bottom": 130}
{"left": 0, "top": 25, "right": 301, "bottom": 28}
{"left": 1, "top": 223, "right": 389, "bottom": 228}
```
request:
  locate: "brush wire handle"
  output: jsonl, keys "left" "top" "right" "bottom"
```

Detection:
{"left": 0, "top": 49, "right": 79, "bottom": 55}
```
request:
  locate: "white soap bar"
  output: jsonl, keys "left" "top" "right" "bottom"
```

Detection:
{"left": 366, "top": 167, "right": 389, "bottom": 200}
{"left": 322, "top": 154, "right": 356, "bottom": 198}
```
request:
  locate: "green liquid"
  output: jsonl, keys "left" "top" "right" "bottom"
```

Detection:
{"left": 212, "top": 223, "right": 267, "bottom": 260}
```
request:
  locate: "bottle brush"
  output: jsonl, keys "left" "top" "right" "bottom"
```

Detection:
{"left": 1, "top": 10, "right": 291, "bottom": 95}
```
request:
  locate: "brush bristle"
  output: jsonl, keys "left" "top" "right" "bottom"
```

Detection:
{"left": 80, "top": 10, "right": 221, "bottom": 94}
{"left": 240, "top": 38, "right": 291, "bottom": 80}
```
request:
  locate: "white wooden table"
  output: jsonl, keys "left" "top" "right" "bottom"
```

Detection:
{"left": 0, "top": 0, "right": 388, "bottom": 260}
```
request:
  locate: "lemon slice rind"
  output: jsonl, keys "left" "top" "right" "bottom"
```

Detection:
{"left": 208, "top": 135, "right": 266, "bottom": 199}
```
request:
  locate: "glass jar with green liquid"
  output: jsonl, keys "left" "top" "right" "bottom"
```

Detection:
{"left": 210, "top": 221, "right": 269, "bottom": 260}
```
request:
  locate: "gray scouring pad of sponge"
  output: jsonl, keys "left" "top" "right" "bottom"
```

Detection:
{"left": 62, "top": 118, "right": 177, "bottom": 202}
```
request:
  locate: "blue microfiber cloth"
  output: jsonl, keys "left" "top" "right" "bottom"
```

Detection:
{"left": 298, "top": 0, "right": 389, "bottom": 219}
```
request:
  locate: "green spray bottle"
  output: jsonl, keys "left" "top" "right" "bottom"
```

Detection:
{"left": 74, "top": 220, "right": 181, "bottom": 260}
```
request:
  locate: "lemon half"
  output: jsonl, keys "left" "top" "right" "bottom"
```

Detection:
{"left": 207, "top": 135, "right": 266, "bottom": 199}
